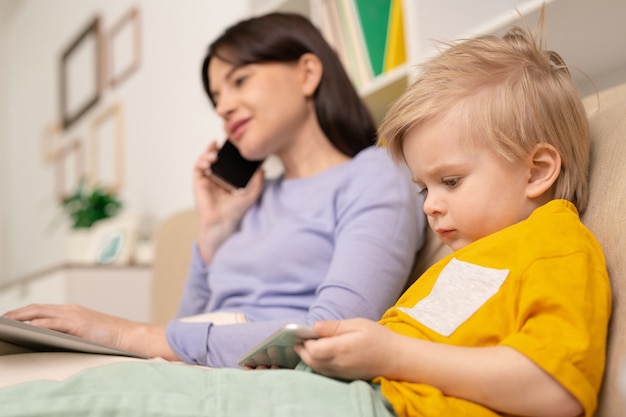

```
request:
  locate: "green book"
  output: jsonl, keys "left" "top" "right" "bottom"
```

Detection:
{"left": 354, "top": 0, "right": 391, "bottom": 76}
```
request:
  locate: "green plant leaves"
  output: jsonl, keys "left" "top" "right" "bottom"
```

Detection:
{"left": 61, "top": 178, "right": 123, "bottom": 229}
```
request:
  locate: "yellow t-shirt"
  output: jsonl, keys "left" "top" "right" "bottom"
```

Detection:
{"left": 375, "top": 200, "right": 611, "bottom": 417}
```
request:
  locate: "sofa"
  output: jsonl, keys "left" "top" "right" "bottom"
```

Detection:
{"left": 1, "top": 82, "right": 625, "bottom": 416}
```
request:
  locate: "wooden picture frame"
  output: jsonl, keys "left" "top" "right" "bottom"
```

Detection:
{"left": 55, "top": 139, "right": 85, "bottom": 201}
{"left": 59, "top": 16, "right": 103, "bottom": 131}
{"left": 108, "top": 6, "right": 141, "bottom": 88}
{"left": 89, "top": 102, "right": 125, "bottom": 193}
{"left": 40, "top": 120, "right": 63, "bottom": 164}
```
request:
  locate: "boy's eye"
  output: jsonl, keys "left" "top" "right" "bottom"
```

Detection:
{"left": 418, "top": 187, "right": 428, "bottom": 196}
{"left": 442, "top": 177, "right": 460, "bottom": 188}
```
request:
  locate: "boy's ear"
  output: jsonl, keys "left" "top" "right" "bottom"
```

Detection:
{"left": 298, "top": 53, "right": 323, "bottom": 97}
{"left": 526, "top": 143, "right": 562, "bottom": 199}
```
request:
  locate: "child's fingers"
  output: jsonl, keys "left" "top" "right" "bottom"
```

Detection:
{"left": 312, "top": 320, "right": 342, "bottom": 337}
{"left": 313, "top": 318, "right": 370, "bottom": 337}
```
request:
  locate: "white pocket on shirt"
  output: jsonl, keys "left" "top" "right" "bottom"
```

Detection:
{"left": 399, "top": 258, "right": 509, "bottom": 336}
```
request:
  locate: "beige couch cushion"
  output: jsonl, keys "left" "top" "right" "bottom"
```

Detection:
{"left": 150, "top": 209, "right": 199, "bottom": 324}
{"left": 582, "top": 82, "right": 626, "bottom": 416}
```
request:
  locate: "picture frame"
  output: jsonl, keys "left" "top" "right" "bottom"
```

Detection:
{"left": 59, "top": 16, "right": 103, "bottom": 131}
{"left": 89, "top": 102, "right": 125, "bottom": 193}
{"left": 108, "top": 6, "right": 142, "bottom": 88}
{"left": 40, "top": 120, "right": 63, "bottom": 164}
{"left": 54, "top": 139, "right": 85, "bottom": 201}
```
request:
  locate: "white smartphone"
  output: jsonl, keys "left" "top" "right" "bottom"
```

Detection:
{"left": 237, "top": 323, "right": 319, "bottom": 369}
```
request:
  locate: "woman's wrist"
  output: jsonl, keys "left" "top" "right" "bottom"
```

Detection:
{"left": 126, "top": 322, "right": 181, "bottom": 361}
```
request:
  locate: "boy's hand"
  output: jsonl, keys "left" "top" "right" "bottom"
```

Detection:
{"left": 294, "top": 318, "right": 401, "bottom": 380}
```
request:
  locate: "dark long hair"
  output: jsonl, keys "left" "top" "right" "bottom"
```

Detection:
{"left": 201, "top": 12, "right": 376, "bottom": 157}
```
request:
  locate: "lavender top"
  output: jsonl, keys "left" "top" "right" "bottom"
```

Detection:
{"left": 166, "top": 146, "right": 425, "bottom": 367}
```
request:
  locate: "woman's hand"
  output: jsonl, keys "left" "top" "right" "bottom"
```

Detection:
{"left": 3, "top": 304, "right": 179, "bottom": 361}
{"left": 193, "top": 142, "right": 264, "bottom": 264}
{"left": 294, "top": 318, "right": 402, "bottom": 380}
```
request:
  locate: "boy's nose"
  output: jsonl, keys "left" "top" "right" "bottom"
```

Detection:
{"left": 423, "top": 193, "right": 445, "bottom": 217}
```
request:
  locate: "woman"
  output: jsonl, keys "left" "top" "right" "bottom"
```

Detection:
{"left": 4, "top": 12, "right": 423, "bottom": 368}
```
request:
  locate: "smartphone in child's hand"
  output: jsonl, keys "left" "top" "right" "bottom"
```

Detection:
{"left": 237, "top": 324, "right": 319, "bottom": 369}
{"left": 207, "top": 139, "right": 264, "bottom": 191}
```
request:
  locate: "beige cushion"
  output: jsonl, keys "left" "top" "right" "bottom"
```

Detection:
{"left": 582, "top": 82, "right": 626, "bottom": 416}
{"left": 150, "top": 209, "right": 199, "bottom": 324}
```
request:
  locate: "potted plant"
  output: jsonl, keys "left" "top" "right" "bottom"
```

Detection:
{"left": 61, "top": 178, "right": 123, "bottom": 229}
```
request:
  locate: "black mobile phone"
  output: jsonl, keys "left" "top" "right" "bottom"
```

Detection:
{"left": 208, "top": 140, "right": 264, "bottom": 191}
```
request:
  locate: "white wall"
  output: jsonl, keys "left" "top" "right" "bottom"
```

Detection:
{"left": 0, "top": 0, "right": 20, "bottom": 281}
{"left": 0, "top": 0, "right": 250, "bottom": 283}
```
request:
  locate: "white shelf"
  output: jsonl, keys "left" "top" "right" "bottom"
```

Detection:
{"left": 251, "top": 0, "right": 626, "bottom": 120}
{"left": 360, "top": 64, "right": 411, "bottom": 126}
{"left": 463, "top": 0, "right": 626, "bottom": 95}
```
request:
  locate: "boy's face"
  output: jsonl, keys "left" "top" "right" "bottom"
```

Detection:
{"left": 403, "top": 116, "right": 536, "bottom": 251}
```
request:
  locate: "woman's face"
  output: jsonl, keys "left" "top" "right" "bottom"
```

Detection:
{"left": 208, "top": 56, "right": 313, "bottom": 161}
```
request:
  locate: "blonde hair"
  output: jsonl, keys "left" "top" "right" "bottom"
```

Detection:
{"left": 379, "top": 15, "right": 590, "bottom": 213}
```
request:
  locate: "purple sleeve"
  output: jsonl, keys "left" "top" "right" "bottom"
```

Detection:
{"left": 167, "top": 156, "right": 425, "bottom": 367}
{"left": 175, "top": 243, "right": 211, "bottom": 318}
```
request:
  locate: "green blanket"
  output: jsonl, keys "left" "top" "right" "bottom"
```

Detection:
{"left": 0, "top": 361, "right": 395, "bottom": 417}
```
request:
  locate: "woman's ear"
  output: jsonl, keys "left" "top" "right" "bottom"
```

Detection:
{"left": 298, "top": 53, "right": 323, "bottom": 97}
{"left": 526, "top": 143, "right": 562, "bottom": 199}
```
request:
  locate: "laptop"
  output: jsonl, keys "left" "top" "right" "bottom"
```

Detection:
{"left": 0, "top": 316, "right": 148, "bottom": 358}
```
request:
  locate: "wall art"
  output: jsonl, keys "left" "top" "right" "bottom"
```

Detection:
{"left": 59, "top": 16, "right": 103, "bottom": 131}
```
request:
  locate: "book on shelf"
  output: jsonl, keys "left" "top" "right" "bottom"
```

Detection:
{"left": 314, "top": 0, "right": 407, "bottom": 88}
{"left": 383, "top": 0, "right": 406, "bottom": 72}
{"left": 336, "top": 0, "right": 373, "bottom": 88}
{"left": 354, "top": 0, "right": 390, "bottom": 76}
{"left": 318, "top": 0, "right": 351, "bottom": 81}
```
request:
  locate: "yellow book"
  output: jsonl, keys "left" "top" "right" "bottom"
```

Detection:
{"left": 383, "top": 0, "right": 406, "bottom": 72}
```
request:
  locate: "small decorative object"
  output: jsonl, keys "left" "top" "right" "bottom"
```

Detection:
{"left": 61, "top": 177, "right": 122, "bottom": 229}
{"left": 91, "top": 214, "right": 140, "bottom": 265}
{"left": 64, "top": 214, "right": 139, "bottom": 265}
{"left": 96, "top": 230, "right": 125, "bottom": 264}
